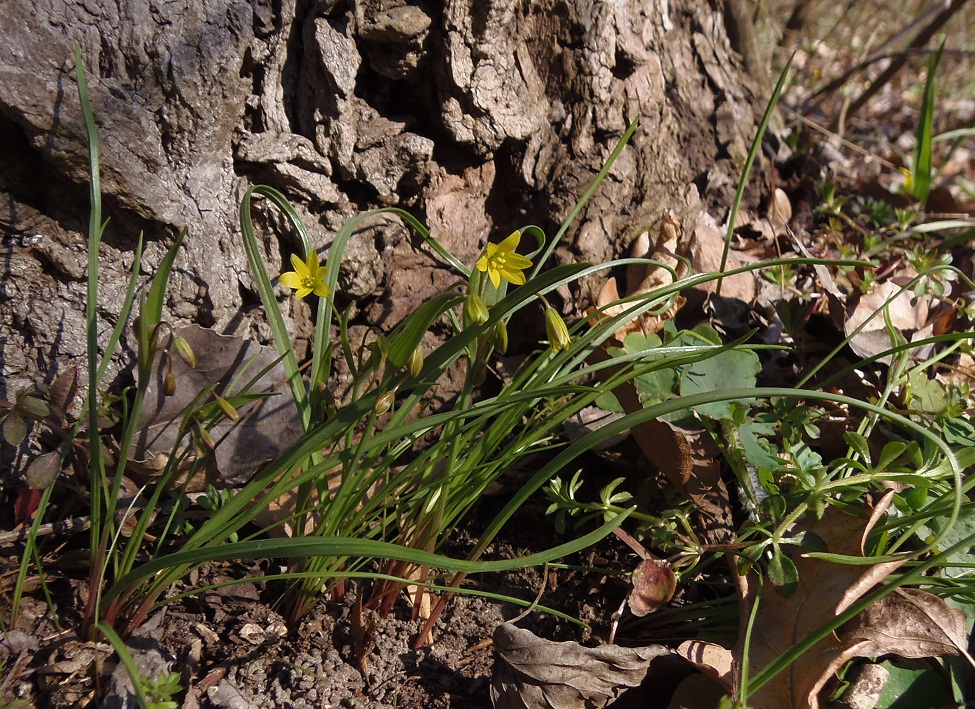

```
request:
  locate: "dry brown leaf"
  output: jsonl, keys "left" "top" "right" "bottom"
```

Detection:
{"left": 843, "top": 279, "right": 932, "bottom": 364}
{"left": 675, "top": 640, "right": 733, "bottom": 685}
{"left": 838, "top": 587, "right": 968, "bottom": 659}
{"left": 595, "top": 211, "right": 687, "bottom": 345}
{"left": 732, "top": 504, "right": 910, "bottom": 709}
{"left": 685, "top": 212, "right": 758, "bottom": 305}
{"left": 678, "top": 502, "right": 971, "bottom": 709}
{"left": 491, "top": 623, "right": 670, "bottom": 709}
{"left": 605, "top": 373, "right": 721, "bottom": 495}
{"left": 133, "top": 325, "right": 303, "bottom": 490}
{"left": 769, "top": 188, "right": 793, "bottom": 223}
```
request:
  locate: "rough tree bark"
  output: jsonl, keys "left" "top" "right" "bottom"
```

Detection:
{"left": 0, "top": 0, "right": 760, "bottom": 402}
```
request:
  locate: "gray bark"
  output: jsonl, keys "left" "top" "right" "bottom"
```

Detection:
{"left": 0, "top": 0, "right": 759, "bottom": 402}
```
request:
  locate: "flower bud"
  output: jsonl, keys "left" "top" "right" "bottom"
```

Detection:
{"left": 172, "top": 335, "right": 196, "bottom": 368}
{"left": 375, "top": 390, "right": 395, "bottom": 415}
{"left": 545, "top": 307, "right": 571, "bottom": 353}
{"left": 408, "top": 347, "right": 424, "bottom": 377}
{"left": 490, "top": 320, "right": 508, "bottom": 355}
{"left": 198, "top": 426, "right": 216, "bottom": 451}
{"left": 464, "top": 292, "right": 489, "bottom": 326}
{"left": 163, "top": 370, "right": 177, "bottom": 397}
{"left": 213, "top": 392, "right": 240, "bottom": 422}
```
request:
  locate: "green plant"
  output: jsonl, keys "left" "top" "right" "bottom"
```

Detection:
{"left": 537, "top": 52, "right": 975, "bottom": 706}
{"left": 901, "top": 40, "right": 945, "bottom": 207}
{"left": 24, "top": 49, "right": 664, "bottom": 645}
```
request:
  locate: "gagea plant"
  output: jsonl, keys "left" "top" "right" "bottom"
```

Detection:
{"left": 25, "top": 50, "right": 700, "bottom": 644}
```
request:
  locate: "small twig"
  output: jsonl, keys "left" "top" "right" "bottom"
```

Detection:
{"left": 0, "top": 516, "right": 91, "bottom": 546}
{"left": 508, "top": 562, "right": 550, "bottom": 625}
{"left": 831, "top": 0, "right": 970, "bottom": 129}
{"left": 608, "top": 597, "right": 627, "bottom": 645}
{"left": 612, "top": 526, "right": 653, "bottom": 561}
{"left": 783, "top": 107, "right": 898, "bottom": 170}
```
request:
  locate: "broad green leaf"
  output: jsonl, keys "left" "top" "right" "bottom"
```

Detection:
{"left": 766, "top": 547, "right": 798, "bottom": 597}
{"left": 678, "top": 348, "right": 760, "bottom": 420}
{"left": 876, "top": 659, "right": 953, "bottom": 709}
{"left": 739, "top": 421, "right": 781, "bottom": 472}
{"left": 919, "top": 507, "right": 975, "bottom": 578}
{"left": 908, "top": 370, "right": 949, "bottom": 414}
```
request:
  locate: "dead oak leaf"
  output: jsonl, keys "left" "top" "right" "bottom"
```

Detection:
{"left": 844, "top": 278, "right": 932, "bottom": 365}
{"left": 839, "top": 587, "right": 968, "bottom": 659}
{"left": 676, "top": 503, "right": 966, "bottom": 709}
{"left": 491, "top": 623, "right": 670, "bottom": 709}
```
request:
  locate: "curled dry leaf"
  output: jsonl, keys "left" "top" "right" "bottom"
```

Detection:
{"left": 627, "top": 558, "right": 677, "bottom": 617}
{"left": 839, "top": 587, "right": 968, "bottom": 659}
{"left": 596, "top": 210, "right": 687, "bottom": 346}
{"left": 491, "top": 623, "right": 670, "bottom": 709}
{"left": 836, "top": 663, "right": 889, "bottom": 709}
{"left": 612, "top": 372, "right": 722, "bottom": 497}
{"left": 684, "top": 211, "right": 758, "bottom": 306}
{"left": 769, "top": 188, "right": 793, "bottom": 223}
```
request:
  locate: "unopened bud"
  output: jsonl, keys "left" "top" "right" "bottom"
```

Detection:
{"left": 408, "top": 347, "right": 424, "bottom": 377}
{"left": 544, "top": 307, "right": 571, "bottom": 353}
{"left": 213, "top": 393, "right": 240, "bottom": 422}
{"left": 198, "top": 426, "right": 216, "bottom": 451}
{"left": 464, "top": 292, "right": 489, "bottom": 326}
{"left": 163, "top": 370, "right": 177, "bottom": 397}
{"left": 375, "top": 390, "right": 395, "bottom": 415}
{"left": 172, "top": 335, "right": 196, "bottom": 368}
{"left": 490, "top": 320, "right": 508, "bottom": 355}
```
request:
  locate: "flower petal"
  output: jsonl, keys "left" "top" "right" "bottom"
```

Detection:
{"left": 312, "top": 282, "right": 331, "bottom": 298}
{"left": 305, "top": 250, "right": 321, "bottom": 273}
{"left": 501, "top": 267, "right": 526, "bottom": 285}
{"left": 279, "top": 271, "right": 304, "bottom": 290}
{"left": 290, "top": 253, "right": 309, "bottom": 276}
{"left": 476, "top": 254, "right": 490, "bottom": 273}
{"left": 497, "top": 230, "right": 522, "bottom": 253}
{"left": 488, "top": 267, "right": 501, "bottom": 289}
{"left": 295, "top": 286, "right": 312, "bottom": 299}
{"left": 505, "top": 252, "right": 533, "bottom": 270}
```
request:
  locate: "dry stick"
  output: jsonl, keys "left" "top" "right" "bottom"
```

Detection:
{"left": 779, "top": 0, "right": 815, "bottom": 57}
{"left": 506, "top": 562, "right": 550, "bottom": 626}
{"left": 783, "top": 106, "right": 898, "bottom": 170}
{"left": 0, "top": 516, "right": 92, "bottom": 545}
{"left": 828, "top": 0, "right": 970, "bottom": 130}
{"left": 0, "top": 491, "right": 213, "bottom": 546}
{"left": 804, "top": 1, "right": 957, "bottom": 110}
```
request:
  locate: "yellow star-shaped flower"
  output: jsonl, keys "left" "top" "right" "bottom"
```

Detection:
{"left": 476, "top": 230, "right": 533, "bottom": 289}
{"left": 279, "top": 251, "right": 330, "bottom": 299}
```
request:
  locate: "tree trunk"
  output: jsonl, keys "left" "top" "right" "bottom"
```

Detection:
{"left": 0, "top": 0, "right": 760, "bottom": 398}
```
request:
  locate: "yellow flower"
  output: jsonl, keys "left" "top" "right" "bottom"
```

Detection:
{"left": 476, "top": 230, "right": 533, "bottom": 289}
{"left": 280, "top": 252, "right": 330, "bottom": 299}
{"left": 900, "top": 166, "right": 914, "bottom": 193}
